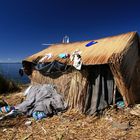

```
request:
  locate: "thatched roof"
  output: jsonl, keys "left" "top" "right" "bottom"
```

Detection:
{"left": 24, "top": 32, "right": 138, "bottom": 65}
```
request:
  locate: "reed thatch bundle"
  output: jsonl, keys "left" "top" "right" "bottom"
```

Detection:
{"left": 24, "top": 32, "right": 137, "bottom": 65}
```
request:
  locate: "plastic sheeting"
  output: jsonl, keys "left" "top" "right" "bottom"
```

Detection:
{"left": 84, "top": 65, "right": 114, "bottom": 115}
{"left": 35, "top": 61, "right": 67, "bottom": 77}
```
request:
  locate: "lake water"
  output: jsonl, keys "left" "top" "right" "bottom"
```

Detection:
{"left": 0, "top": 63, "right": 30, "bottom": 84}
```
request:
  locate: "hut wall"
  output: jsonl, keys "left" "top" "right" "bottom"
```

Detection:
{"left": 130, "top": 59, "right": 140, "bottom": 103}
{"left": 31, "top": 68, "right": 89, "bottom": 112}
{"left": 109, "top": 35, "right": 139, "bottom": 105}
{"left": 31, "top": 64, "right": 116, "bottom": 114}
{"left": 109, "top": 62, "right": 130, "bottom": 106}
{"left": 121, "top": 36, "right": 139, "bottom": 104}
{"left": 120, "top": 36, "right": 139, "bottom": 88}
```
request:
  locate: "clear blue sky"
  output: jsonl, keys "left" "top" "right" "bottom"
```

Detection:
{"left": 0, "top": 0, "right": 140, "bottom": 62}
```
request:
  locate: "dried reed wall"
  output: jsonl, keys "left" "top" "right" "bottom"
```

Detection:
{"left": 109, "top": 37, "right": 139, "bottom": 105}
{"left": 130, "top": 59, "right": 140, "bottom": 103}
{"left": 31, "top": 68, "right": 89, "bottom": 112}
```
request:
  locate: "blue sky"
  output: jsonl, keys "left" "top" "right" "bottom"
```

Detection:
{"left": 0, "top": 0, "right": 140, "bottom": 62}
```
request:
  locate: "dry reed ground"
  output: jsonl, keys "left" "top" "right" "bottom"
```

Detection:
{"left": 0, "top": 91, "right": 140, "bottom": 140}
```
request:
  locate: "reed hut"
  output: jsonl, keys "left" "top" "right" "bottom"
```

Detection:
{"left": 22, "top": 31, "right": 140, "bottom": 115}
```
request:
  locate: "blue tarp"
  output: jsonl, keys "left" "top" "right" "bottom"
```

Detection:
{"left": 85, "top": 41, "right": 97, "bottom": 47}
